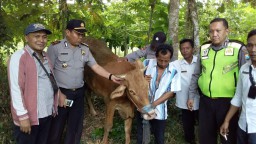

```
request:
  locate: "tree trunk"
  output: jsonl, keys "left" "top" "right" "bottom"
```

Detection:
{"left": 124, "top": 0, "right": 128, "bottom": 56}
{"left": 59, "top": 0, "right": 68, "bottom": 38}
{"left": 185, "top": 2, "right": 193, "bottom": 38}
{"left": 147, "top": 0, "right": 156, "bottom": 43}
{"left": 188, "top": 0, "right": 200, "bottom": 52}
{"left": 168, "top": 0, "right": 179, "bottom": 60}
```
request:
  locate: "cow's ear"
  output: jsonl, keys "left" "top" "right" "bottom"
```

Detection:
{"left": 110, "top": 85, "right": 127, "bottom": 99}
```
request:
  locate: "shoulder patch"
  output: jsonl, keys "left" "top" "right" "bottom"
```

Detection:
{"left": 51, "top": 40, "right": 61, "bottom": 45}
{"left": 229, "top": 39, "right": 245, "bottom": 46}
{"left": 81, "top": 42, "right": 89, "bottom": 47}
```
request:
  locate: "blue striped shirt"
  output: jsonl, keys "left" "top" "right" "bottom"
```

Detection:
{"left": 143, "top": 59, "right": 181, "bottom": 120}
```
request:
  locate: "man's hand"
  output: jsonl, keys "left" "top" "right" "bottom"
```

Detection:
{"left": 145, "top": 75, "right": 152, "bottom": 83}
{"left": 220, "top": 121, "right": 229, "bottom": 139}
{"left": 20, "top": 119, "right": 31, "bottom": 134}
{"left": 143, "top": 109, "right": 157, "bottom": 120}
{"left": 59, "top": 90, "right": 67, "bottom": 108}
{"left": 111, "top": 75, "right": 124, "bottom": 84}
{"left": 187, "top": 99, "right": 194, "bottom": 111}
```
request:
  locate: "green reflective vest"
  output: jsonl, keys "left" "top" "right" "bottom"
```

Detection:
{"left": 198, "top": 41, "right": 243, "bottom": 98}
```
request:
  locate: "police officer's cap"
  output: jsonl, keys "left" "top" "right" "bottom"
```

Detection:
{"left": 66, "top": 19, "right": 87, "bottom": 33}
{"left": 24, "top": 23, "right": 52, "bottom": 35}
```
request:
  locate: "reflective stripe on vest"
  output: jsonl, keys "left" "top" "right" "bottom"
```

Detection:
{"left": 198, "top": 42, "right": 242, "bottom": 98}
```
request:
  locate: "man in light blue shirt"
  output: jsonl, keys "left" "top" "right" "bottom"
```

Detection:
{"left": 172, "top": 39, "right": 199, "bottom": 144}
{"left": 220, "top": 29, "right": 256, "bottom": 144}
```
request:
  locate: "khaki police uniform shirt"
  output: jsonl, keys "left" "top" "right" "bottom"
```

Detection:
{"left": 47, "top": 38, "right": 96, "bottom": 89}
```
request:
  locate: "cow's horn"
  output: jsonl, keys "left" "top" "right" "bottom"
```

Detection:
{"left": 116, "top": 74, "right": 126, "bottom": 79}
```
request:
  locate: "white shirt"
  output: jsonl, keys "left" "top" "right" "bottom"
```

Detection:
{"left": 143, "top": 59, "right": 181, "bottom": 120}
{"left": 172, "top": 56, "right": 200, "bottom": 110}
{"left": 231, "top": 61, "right": 256, "bottom": 133}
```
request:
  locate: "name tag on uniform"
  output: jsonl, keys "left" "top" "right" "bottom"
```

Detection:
{"left": 242, "top": 71, "right": 249, "bottom": 74}
{"left": 61, "top": 53, "right": 68, "bottom": 55}
{"left": 181, "top": 70, "right": 187, "bottom": 73}
{"left": 225, "top": 48, "right": 234, "bottom": 56}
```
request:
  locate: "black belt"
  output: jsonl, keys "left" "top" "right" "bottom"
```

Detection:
{"left": 59, "top": 87, "right": 83, "bottom": 92}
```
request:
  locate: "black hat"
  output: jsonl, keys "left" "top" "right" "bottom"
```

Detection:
{"left": 152, "top": 32, "right": 166, "bottom": 44}
{"left": 66, "top": 19, "right": 87, "bottom": 33}
{"left": 24, "top": 23, "right": 52, "bottom": 35}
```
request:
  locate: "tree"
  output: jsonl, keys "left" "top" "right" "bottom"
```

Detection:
{"left": 59, "top": 0, "right": 68, "bottom": 37}
{"left": 168, "top": 0, "right": 179, "bottom": 60}
{"left": 188, "top": 0, "right": 200, "bottom": 51}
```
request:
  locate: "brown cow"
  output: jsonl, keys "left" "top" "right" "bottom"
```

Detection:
{"left": 83, "top": 37, "right": 154, "bottom": 144}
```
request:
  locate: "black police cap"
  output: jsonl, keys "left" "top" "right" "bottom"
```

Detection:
{"left": 66, "top": 19, "right": 87, "bottom": 33}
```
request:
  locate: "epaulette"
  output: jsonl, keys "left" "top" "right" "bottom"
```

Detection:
{"left": 201, "top": 40, "right": 212, "bottom": 45}
{"left": 51, "top": 40, "right": 61, "bottom": 45}
{"left": 81, "top": 42, "right": 89, "bottom": 47}
{"left": 201, "top": 41, "right": 211, "bottom": 50}
{"left": 229, "top": 39, "right": 245, "bottom": 46}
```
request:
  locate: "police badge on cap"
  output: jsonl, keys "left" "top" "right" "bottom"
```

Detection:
{"left": 66, "top": 19, "right": 87, "bottom": 33}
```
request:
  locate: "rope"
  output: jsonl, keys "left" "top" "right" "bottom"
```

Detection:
{"left": 142, "top": 119, "right": 151, "bottom": 144}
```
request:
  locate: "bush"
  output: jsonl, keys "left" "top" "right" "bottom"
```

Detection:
{"left": 0, "top": 52, "right": 15, "bottom": 144}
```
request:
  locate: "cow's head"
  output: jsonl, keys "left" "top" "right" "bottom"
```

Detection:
{"left": 110, "top": 60, "right": 155, "bottom": 119}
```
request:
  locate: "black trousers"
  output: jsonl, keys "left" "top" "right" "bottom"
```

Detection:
{"left": 181, "top": 109, "right": 198, "bottom": 143}
{"left": 47, "top": 87, "right": 85, "bottom": 144}
{"left": 237, "top": 126, "right": 256, "bottom": 144}
{"left": 199, "top": 95, "right": 238, "bottom": 144}
{"left": 136, "top": 111, "right": 166, "bottom": 144}
{"left": 13, "top": 116, "right": 52, "bottom": 144}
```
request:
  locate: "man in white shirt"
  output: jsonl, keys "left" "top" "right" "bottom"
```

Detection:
{"left": 172, "top": 39, "right": 199, "bottom": 144}
{"left": 220, "top": 29, "right": 256, "bottom": 144}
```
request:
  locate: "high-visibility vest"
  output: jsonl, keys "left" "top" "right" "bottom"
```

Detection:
{"left": 198, "top": 41, "right": 243, "bottom": 98}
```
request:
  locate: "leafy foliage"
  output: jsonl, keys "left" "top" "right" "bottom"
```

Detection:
{"left": 1, "top": 1, "right": 256, "bottom": 143}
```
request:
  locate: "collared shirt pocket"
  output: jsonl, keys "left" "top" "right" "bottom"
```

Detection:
{"left": 58, "top": 51, "right": 72, "bottom": 68}
{"left": 74, "top": 49, "right": 86, "bottom": 69}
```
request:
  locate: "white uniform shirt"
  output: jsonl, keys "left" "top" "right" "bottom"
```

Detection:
{"left": 144, "top": 59, "right": 181, "bottom": 120}
{"left": 231, "top": 61, "right": 256, "bottom": 133}
{"left": 172, "top": 56, "right": 199, "bottom": 110}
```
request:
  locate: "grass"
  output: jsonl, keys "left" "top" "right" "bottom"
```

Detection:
{"left": 0, "top": 57, "right": 196, "bottom": 144}
{"left": 83, "top": 96, "right": 196, "bottom": 144}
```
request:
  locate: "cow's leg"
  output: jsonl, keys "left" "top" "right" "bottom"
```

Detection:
{"left": 103, "top": 101, "right": 116, "bottom": 144}
{"left": 124, "top": 118, "right": 132, "bottom": 144}
{"left": 85, "top": 88, "right": 97, "bottom": 116}
{"left": 118, "top": 101, "right": 134, "bottom": 144}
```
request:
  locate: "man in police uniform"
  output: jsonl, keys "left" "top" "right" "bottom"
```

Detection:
{"left": 47, "top": 19, "right": 122, "bottom": 144}
{"left": 188, "top": 18, "right": 247, "bottom": 144}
